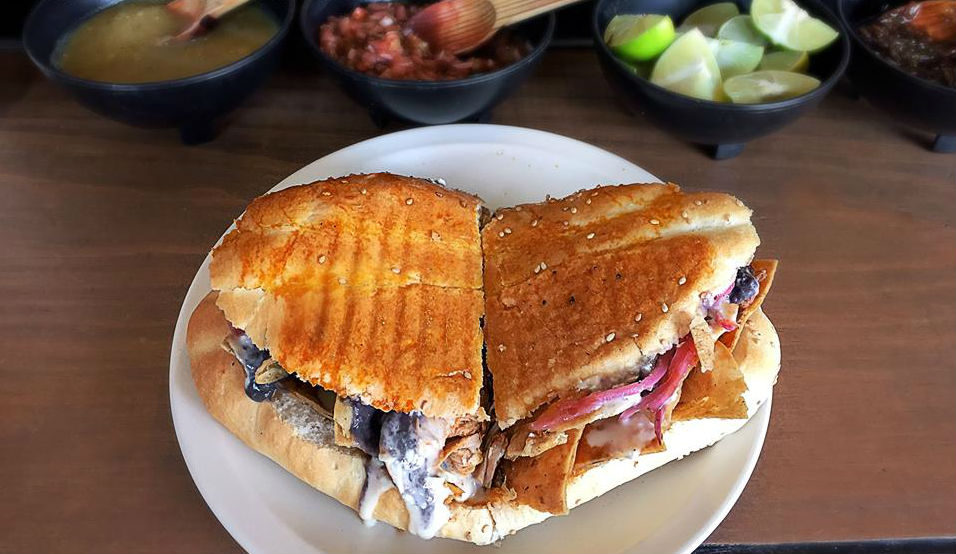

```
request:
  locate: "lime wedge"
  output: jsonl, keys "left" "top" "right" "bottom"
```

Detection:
{"left": 607, "top": 14, "right": 676, "bottom": 62}
{"left": 717, "top": 15, "right": 769, "bottom": 46}
{"left": 604, "top": 14, "right": 642, "bottom": 43}
{"left": 759, "top": 49, "right": 809, "bottom": 72}
{"left": 707, "top": 38, "right": 764, "bottom": 78}
{"left": 751, "top": 0, "right": 839, "bottom": 52}
{"left": 678, "top": 2, "right": 740, "bottom": 36}
{"left": 723, "top": 70, "right": 820, "bottom": 103}
{"left": 650, "top": 28, "right": 722, "bottom": 100}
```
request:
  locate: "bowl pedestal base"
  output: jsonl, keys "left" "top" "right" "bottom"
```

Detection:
{"left": 932, "top": 134, "right": 955, "bottom": 153}
{"left": 367, "top": 106, "right": 494, "bottom": 129}
{"left": 709, "top": 143, "right": 746, "bottom": 160}
{"left": 179, "top": 120, "right": 222, "bottom": 145}
{"left": 700, "top": 142, "right": 747, "bottom": 160}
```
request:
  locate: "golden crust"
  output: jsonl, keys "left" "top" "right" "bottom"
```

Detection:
{"left": 483, "top": 183, "right": 760, "bottom": 427}
{"left": 209, "top": 173, "right": 485, "bottom": 420}
{"left": 186, "top": 292, "right": 780, "bottom": 545}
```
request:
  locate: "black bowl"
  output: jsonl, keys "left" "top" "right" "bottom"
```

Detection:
{"left": 299, "top": 0, "right": 555, "bottom": 126}
{"left": 838, "top": 0, "right": 956, "bottom": 152}
{"left": 592, "top": 0, "right": 850, "bottom": 158}
{"left": 22, "top": 0, "right": 294, "bottom": 143}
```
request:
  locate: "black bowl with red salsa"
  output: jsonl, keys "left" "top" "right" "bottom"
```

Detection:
{"left": 301, "top": 0, "right": 554, "bottom": 125}
{"left": 319, "top": 3, "right": 533, "bottom": 81}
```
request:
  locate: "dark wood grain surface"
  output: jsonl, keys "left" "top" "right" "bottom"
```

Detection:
{"left": 1, "top": 47, "right": 954, "bottom": 554}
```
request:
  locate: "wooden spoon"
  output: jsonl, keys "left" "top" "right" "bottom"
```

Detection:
{"left": 408, "top": 0, "right": 586, "bottom": 54}
{"left": 166, "top": 0, "right": 253, "bottom": 41}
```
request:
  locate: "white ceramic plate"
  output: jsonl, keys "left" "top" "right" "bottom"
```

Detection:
{"left": 169, "top": 125, "right": 771, "bottom": 554}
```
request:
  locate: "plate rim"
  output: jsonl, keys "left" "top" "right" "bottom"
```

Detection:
{"left": 169, "top": 123, "right": 771, "bottom": 554}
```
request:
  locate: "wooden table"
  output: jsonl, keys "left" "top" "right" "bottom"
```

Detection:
{"left": 1, "top": 46, "right": 954, "bottom": 554}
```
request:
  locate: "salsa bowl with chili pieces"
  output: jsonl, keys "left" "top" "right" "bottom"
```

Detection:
{"left": 300, "top": 0, "right": 555, "bottom": 125}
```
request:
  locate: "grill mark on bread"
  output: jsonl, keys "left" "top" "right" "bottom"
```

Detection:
{"left": 332, "top": 204, "right": 365, "bottom": 375}
{"left": 363, "top": 219, "right": 383, "bottom": 374}
{"left": 414, "top": 280, "right": 429, "bottom": 408}
{"left": 386, "top": 191, "right": 415, "bottom": 409}
{"left": 313, "top": 218, "right": 342, "bottom": 371}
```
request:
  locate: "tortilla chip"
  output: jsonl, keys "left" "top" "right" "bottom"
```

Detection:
{"left": 504, "top": 423, "right": 568, "bottom": 459}
{"left": 573, "top": 412, "right": 664, "bottom": 472}
{"left": 690, "top": 314, "right": 720, "bottom": 373}
{"left": 721, "top": 259, "right": 778, "bottom": 351}
{"left": 673, "top": 341, "right": 748, "bottom": 421}
{"left": 470, "top": 486, "right": 516, "bottom": 507}
{"left": 504, "top": 428, "right": 583, "bottom": 514}
{"left": 332, "top": 397, "right": 355, "bottom": 449}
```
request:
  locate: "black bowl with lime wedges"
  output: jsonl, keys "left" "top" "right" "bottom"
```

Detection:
{"left": 592, "top": 0, "right": 850, "bottom": 158}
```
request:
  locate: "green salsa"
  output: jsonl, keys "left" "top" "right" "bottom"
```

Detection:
{"left": 54, "top": 1, "right": 278, "bottom": 83}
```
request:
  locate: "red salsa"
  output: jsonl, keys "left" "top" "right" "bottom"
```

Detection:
{"left": 319, "top": 3, "right": 532, "bottom": 80}
{"left": 858, "top": 0, "right": 956, "bottom": 88}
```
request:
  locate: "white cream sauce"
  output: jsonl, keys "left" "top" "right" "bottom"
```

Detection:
{"left": 379, "top": 412, "right": 451, "bottom": 540}
{"left": 358, "top": 458, "right": 395, "bottom": 526}
{"left": 584, "top": 412, "right": 656, "bottom": 457}
{"left": 442, "top": 470, "right": 480, "bottom": 502}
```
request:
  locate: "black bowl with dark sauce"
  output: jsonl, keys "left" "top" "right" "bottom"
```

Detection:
{"left": 838, "top": 0, "right": 956, "bottom": 152}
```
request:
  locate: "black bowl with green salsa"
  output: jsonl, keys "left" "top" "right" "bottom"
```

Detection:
{"left": 23, "top": 0, "right": 294, "bottom": 143}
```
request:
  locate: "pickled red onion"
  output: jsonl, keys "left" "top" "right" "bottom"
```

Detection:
{"left": 528, "top": 351, "right": 674, "bottom": 432}
{"left": 620, "top": 339, "right": 699, "bottom": 425}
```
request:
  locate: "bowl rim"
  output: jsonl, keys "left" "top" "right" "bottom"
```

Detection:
{"left": 21, "top": 0, "right": 296, "bottom": 91}
{"left": 837, "top": 0, "right": 956, "bottom": 96}
{"left": 590, "top": 0, "right": 851, "bottom": 110}
{"left": 298, "top": 0, "right": 556, "bottom": 89}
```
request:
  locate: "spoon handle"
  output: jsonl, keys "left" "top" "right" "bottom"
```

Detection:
{"left": 492, "top": 0, "right": 589, "bottom": 27}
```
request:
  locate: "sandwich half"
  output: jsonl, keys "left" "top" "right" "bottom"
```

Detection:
{"left": 198, "top": 173, "right": 489, "bottom": 538}
{"left": 480, "top": 183, "right": 779, "bottom": 524}
{"left": 186, "top": 175, "right": 780, "bottom": 544}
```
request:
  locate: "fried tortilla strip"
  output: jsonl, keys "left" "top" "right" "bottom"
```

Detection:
{"left": 332, "top": 397, "right": 354, "bottom": 449}
{"left": 673, "top": 341, "right": 748, "bottom": 421}
{"left": 505, "top": 424, "right": 569, "bottom": 460}
{"left": 504, "top": 428, "right": 583, "bottom": 514}
{"left": 721, "top": 259, "right": 778, "bottom": 351}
